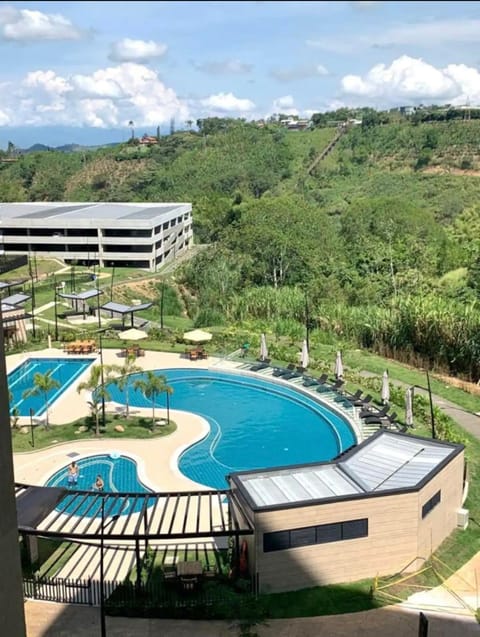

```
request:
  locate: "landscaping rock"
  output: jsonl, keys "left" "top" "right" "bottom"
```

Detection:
{"left": 19, "top": 427, "right": 29, "bottom": 434}
{"left": 114, "top": 425, "right": 125, "bottom": 433}
{"left": 78, "top": 425, "right": 89, "bottom": 433}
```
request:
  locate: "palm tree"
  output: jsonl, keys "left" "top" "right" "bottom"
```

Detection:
{"left": 77, "top": 364, "right": 111, "bottom": 437}
{"left": 109, "top": 354, "right": 142, "bottom": 418}
{"left": 22, "top": 370, "right": 60, "bottom": 429}
{"left": 134, "top": 371, "right": 173, "bottom": 429}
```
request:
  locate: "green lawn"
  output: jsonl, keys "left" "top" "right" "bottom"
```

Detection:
{"left": 12, "top": 414, "right": 176, "bottom": 453}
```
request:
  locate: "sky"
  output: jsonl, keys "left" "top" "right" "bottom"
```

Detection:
{"left": 1, "top": 0, "right": 480, "bottom": 146}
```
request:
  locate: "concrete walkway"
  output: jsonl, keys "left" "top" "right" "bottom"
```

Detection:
{"left": 24, "top": 599, "right": 480, "bottom": 637}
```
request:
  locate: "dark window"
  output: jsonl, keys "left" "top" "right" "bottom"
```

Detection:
{"left": 342, "top": 519, "right": 368, "bottom": 540}
{"left": 263, "top": 531, "right": 290, "bottom": 552}
{"left": 316, "top": 523, "right": 342, "bottom": 544}
{"left": 2, "top": 228, "right": 28, "bottom": 236}
{"left": 422, "top": 490, "right": 441, "bottom": 519}
{"left": 264, "top": 518, "right": 368, "bottom": 552}
{"left": 290, "top": 526, "right": 316, "bottom": 548}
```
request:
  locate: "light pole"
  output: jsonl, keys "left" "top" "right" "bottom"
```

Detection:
{"left": 160, "top": 280, "right": 165, "bottom": 330}
{"left": 29, "top": 407, "right": 35, "bottom": 448}
{"left": 98, "top": 334, "right": 106, "bottom": 427}
{"left": 53, "top": 275, "right": 59, "bottom": 342}
{"left": 99, "top": 497, "right": 120, "bottom": 637}
{"left": 425, "top": 370, "right": 436, "bottom": 440}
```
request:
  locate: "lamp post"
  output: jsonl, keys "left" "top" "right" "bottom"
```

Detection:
{"left": 99, "top": 497, "right": 120, "bottom": 637}
{"left": 53, "top": 275, "right": 59, "bottom": 342}
{"left": 29, "top": 408, "right": 35, "bottom": 448}
{"left": 99, "top": 334, "right": 106, "bottom": 427}
{"left": 426, "top": 370, "right": 436, "bottom": 440}
{"left": 159, "top": 280, "right": 165, "bottom": 330}
{"left": 304, "top": 292, "right": 310, "bottom": 351}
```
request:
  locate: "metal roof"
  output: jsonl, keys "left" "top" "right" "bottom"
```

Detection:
{"left": 230, "top": 431, "right": 462, "bottom": 509}
{"left": 59, "top": 289, "right": 102, "bottom": 301}
{"left": 0, "top": 202, "right": 190, "bottom": 224}
{"left": 101, "top": 301, "right": 152, "bottom": 314}
{"left": 3, "top": 293, "right": 30, "bottom": 305}
{"left": 340, "top": 434, "right": 454, "bottom": 492}
{"left": 15, "top": 483, "right": 253, "bottom": 540}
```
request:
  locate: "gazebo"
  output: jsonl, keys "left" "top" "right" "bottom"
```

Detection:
{"left": 99, "top": 301, "right": 153, "bottom": 329}
{"left": 58, "top": 288, "right": 104, "bottom": 320}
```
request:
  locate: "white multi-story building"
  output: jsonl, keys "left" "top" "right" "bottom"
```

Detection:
{"left": 0, "top": 202, "right": 193, "bottom": 271}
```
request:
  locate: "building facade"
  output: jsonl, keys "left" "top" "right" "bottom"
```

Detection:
{"left": 229, "top": 431, "right": 466, "bottom": 593}
{"left": 0, "top": 202, "right": 193, "bottom": 271}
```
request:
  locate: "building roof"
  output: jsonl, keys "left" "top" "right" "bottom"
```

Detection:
{"left": 100, "top": 300, "right": 152, "bottom": 314}
{"left": 0, "top": 202, "right": 191, "bottom": 226}
{"left": 230, "top": 430, "right": 463, "bottom": 510}
{"left": 59, "top": 289, "right": 102, "bottom": 301}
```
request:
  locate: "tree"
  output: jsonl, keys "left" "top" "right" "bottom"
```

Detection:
{"left": 134, "top": 371, "right": 173, "bottom": 429}
{"left": 77, "top": 364, "right": 112, "bottom": 437}
{"left": 23, "top": 370, "right": 60, "bottom": 429}
{"left": 109, "top": 354, "right": 142, "bottom": 418}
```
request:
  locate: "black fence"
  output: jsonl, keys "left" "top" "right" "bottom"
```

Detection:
{"left": 0, "top": 254, "right": 27, "bottom": 275}
{"left": 23, "top": 574, "right": 258, "bottom": 620}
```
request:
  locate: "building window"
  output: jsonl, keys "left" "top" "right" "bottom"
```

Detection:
{"left": 422, "top": 490, "right": 441, "bottom": 519}
{"left": 263, "top": 518, "right": 368, "bottom": 553}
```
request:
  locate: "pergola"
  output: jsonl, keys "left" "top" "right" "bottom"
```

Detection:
{"left": 0, "top": 278, "right": 29, "bottom": 296}
{"left": 15, "top": 482, "right": 253, "bottom": 586}
{"left": 58, "top": 288, "right": 104, "bottom": 320}
{"left": 99, "top": 301, "right": 153, "bottom": 328}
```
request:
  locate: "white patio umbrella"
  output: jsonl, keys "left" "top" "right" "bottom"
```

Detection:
{"left": 118, "top": 327, "right": 148, "bottom": 340}
{"left": 183, "top": 329, "right": 213, "bottom": 343}
{"left": 334, "top": 351, "right": 344, "bottom": 379}
{"left": 260, "top": 333, "right": 268, "bottom": 361}
{"left": 405, "top": 387, "right": 414, "bottom": 427}
{"left": 300, "top": 339, "right": 309, "bottom": 369}
{"left": 381, "top": 370, "right": 390, "bottom": 404}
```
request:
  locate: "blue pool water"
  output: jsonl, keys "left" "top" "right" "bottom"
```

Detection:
{"left": 106, "top": 369, "right": 356, "bottom": 489}
{"left": 8, "top": 357, "right": 94, "bottom": 417}
{"left": 45, "top": 454, "right": 154, "bottom": 517}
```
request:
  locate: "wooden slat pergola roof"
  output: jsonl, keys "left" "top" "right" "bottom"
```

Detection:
{"left": 15, "top": 483, "right": 253, "bottom": 540}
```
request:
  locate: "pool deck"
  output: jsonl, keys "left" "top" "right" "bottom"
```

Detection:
{"left": 11, "top": 348, "right": 219, "bottom": 492}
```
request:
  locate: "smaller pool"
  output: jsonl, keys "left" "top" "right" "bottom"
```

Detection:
{"left": 8, "top": 357, "right": 94, "bottom": 417}
{"left": 46, "top": 454, "right": 154, "bottom": 518}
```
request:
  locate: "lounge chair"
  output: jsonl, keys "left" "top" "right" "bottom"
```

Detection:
{"left": 360, "top": 403, "right": 390, "bottom": 420}
{"left": 364, "top": 411, "right": 398, "bottom": 428}
{"left": 282, "top": 370, "right": 302, "bottom": 380}
{"left": 303, "top": 373, "right": 328, "bottom": 388}
{"left": 250, "top": 362, "right": 269, "bottom": 372}
{"left": 329, "top": 379, "right": 345, "bottom": 392}
{"left": 273, "top": 367, "right": 290, "bottom": 377}
{"left": 355, "top": 394, "right": 374, "bottom": 412}
{"left": 344, "top": 389, "right": 363, "bottom": 403}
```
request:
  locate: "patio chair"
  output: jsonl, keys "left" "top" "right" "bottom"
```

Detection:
{"left": 344, "top": 389, "right": 363, "bottom": 403}
{"left": 272, "top": 367, "right": 290, "bottom": 377}
{"left": 354, "top": 394, "right": 373, "bottom": 412}
{"left": 360, "top": 403, "right": 390, "bottom": 420}
{"left": 250, "top": 362, "right": 270, "bottom": 372}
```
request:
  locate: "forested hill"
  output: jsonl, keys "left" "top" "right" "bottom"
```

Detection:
{"left": 3, "top": 116, "right": 480, "bottom": 379}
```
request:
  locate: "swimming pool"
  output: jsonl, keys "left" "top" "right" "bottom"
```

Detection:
{"left": 45, "top": 454, "right": 154, "bottom": 517}
{"left": 8, "top": 357, "right": 94, "bottom": 417}
{"left": 106, "top": 369, "right": 356, "bottom": 489}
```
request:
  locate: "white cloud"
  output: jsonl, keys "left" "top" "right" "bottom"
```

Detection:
{"left": 0, "top": 63, "right": 189, "bottom": 128}
{"left": 272, "top": 95, "right": 299, "bottom": 115}
{"left": 270, "top": 63, "right": 328, "bottom": 82}
{"left": 109, "top": 38, "right": 168, "bottom": 63}
{"left": 200, "top": 92, "right": 255, "bottom": 113}
{"left": 0, "top": 6, "right": 83, "bottom": 41}
{"left": 194, "top": 59, "right": 253, "bottom": 75}
{"left": 341, "top": 55, "right": 480, "bottom": 106}
{"left": 307, "top": 18, "right": 480, "bottom": 54}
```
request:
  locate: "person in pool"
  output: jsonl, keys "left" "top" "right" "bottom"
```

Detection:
{"left": 94, "top": 475, "right": 104, "bottom": 492}
{"left": 67, "top": 461, "right": 79, "bottom": 486}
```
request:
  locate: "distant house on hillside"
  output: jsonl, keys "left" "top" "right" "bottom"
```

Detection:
{"left": 280, "top": 118, "right": 311, "bottom": 131}
{"left": 139, "top": 134, "right": 159, "bottom": 146}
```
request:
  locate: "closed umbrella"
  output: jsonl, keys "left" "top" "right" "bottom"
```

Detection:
{"left": 405, "top": 387, "right": 414, "bottom": 427}
{"left": 334, "top": 351, "right": 344, "bottom": 379}
{"left": 300, "top": 339, "right": 309, "bottom": 369}
{"left": 260, "top": 333, "right": 268, "bottom": 361}
{"left": 381, "top": 370, "right": 390, "bottom": 404}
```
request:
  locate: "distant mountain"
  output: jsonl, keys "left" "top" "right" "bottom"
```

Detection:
{"left": 20, "top": 141, "right": 121, "bottom": 154}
